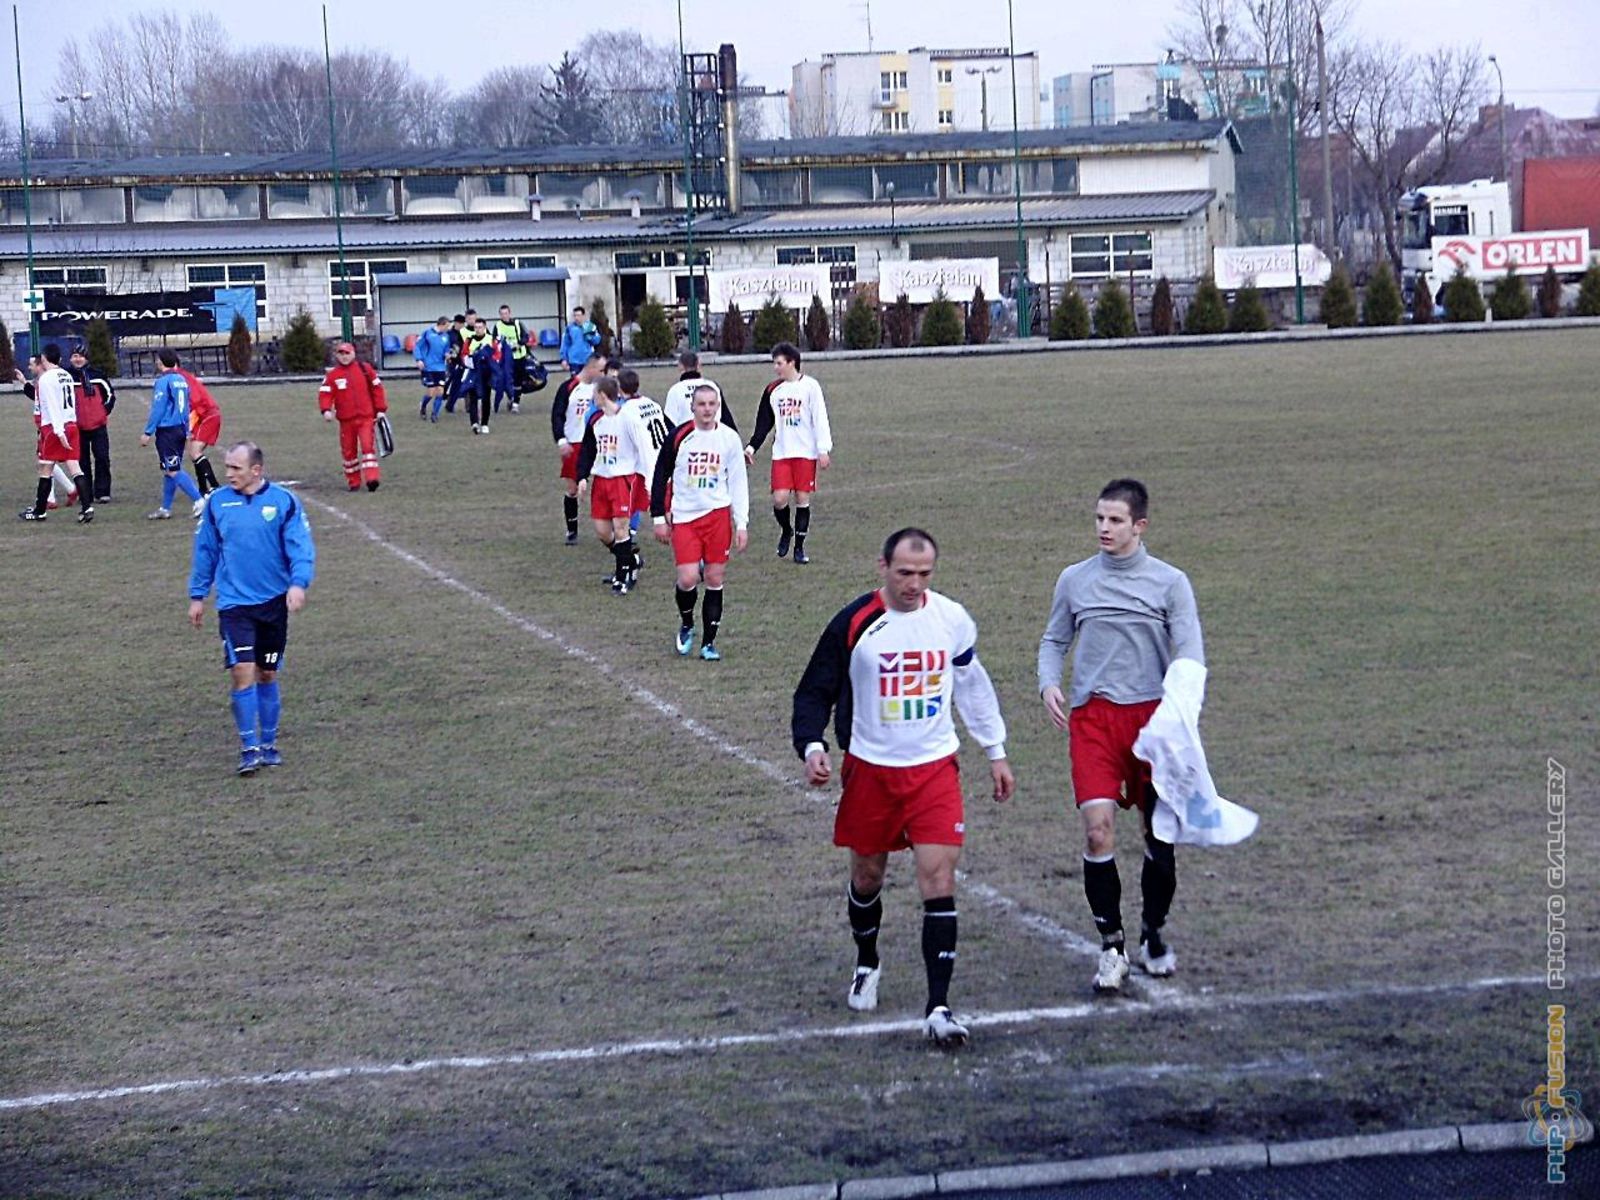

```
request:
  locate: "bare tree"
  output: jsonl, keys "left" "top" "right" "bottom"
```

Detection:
{"left": 576, "top": 31, "right": 678, "bottom": 145}
{"left": 1168, "top": 0, "right": 1354, "bottom": 131}
{"left": 1330, "top": 38, "right": 1488, "bottom": 269}
{"left": 455, "top": 67, "right": 555, "bottom": 149}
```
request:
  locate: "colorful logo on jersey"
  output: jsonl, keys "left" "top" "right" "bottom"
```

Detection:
{"left": 777, "top": 393, "right": 804, "bottom": 426}
{"left": 878, "top": 649, "right": 946, "bottom": 721}
{"left": 686, "top": 449, "right": 722, "bottom": 488}
{"left": 597, "top": 432, "right": 619, "bottom": 466}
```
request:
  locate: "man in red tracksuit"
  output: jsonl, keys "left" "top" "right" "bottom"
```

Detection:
{"left": 318, "top": 341, "right": 387, "bottom": 492}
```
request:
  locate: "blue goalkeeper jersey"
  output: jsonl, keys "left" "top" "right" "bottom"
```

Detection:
{"left": 189, "top": 481, "right": 316, "bottom": 609}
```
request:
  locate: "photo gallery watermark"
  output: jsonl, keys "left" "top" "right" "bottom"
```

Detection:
{"left": 1526, "top": 757, "right": 1590, "bottom": 1183}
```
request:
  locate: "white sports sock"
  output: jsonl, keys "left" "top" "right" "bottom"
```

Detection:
{"left": 52, "top": 463, "right": 74, "bottom": 493}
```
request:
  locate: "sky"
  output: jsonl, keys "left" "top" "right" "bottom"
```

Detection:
{"left": 10, "top": 0, "right": 1599, "bottom": 124}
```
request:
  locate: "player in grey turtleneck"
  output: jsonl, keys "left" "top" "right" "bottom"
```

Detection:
{"left": 1037, "top": 478, "right": 1204, "bottom": 994}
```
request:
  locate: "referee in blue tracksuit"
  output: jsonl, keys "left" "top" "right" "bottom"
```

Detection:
{"left": 188, "top": 441, "right": 316, "bottom": 776}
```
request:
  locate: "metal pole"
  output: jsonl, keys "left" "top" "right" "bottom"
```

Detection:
{"left": 1488, "top": 55, "right": 1506, "bottom": 183}
{"left": 1285, "top": 0, "right": 1304, "bottom": 323}
{"left": 1316, "top": 8, "right": 1335, "bottom": 258}
{"left": 1006, "top": 1, "right": 1029, "bottom": 337}
{"left": 323, "top": 5, "right": 353, "bottom": 342}
{"left": 13, "top": 4, "right": 38, "bottom": 356}
{"left": 677, "top": 1, "right": 700, "bottom": 351}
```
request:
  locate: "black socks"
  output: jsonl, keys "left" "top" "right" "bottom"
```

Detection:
{"left": 702, "top": 587, "right": 723, "bottom": 645}
{"left": 848, "top": 883, "right": 882, "bottom": 970}
{"left": 774, "top": 505, "right": 793, "bottom": 535}
{"left": 193, "top": 456, "right": 218, "bottom": 494}
{"left": 675, "top": 585, "right": 697, "bottom": 628}
{"left": 1141, "top": 833, "right": 1177, "bottom": 943}
{"left": 563, "top": 495, "right": 578, "bottom": 536}
{"left": 33, "top": 477, "right": 51, "bottom": 515}
{"left": 794, "top": 505, "right": 811, "bottom": 549}
{"left": 1084, "top": 855, "right": 1123, "bottom": 948}
{"left": 922, "top": 896, "right": 958, "bottom": 1014}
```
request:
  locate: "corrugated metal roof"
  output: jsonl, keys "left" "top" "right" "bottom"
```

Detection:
{"left": 0, "top": 193, "right": 1211, "bottom": 260}
{"left": 735, "top": 192, "right": 1215, "bottom": 236}
{"left": 0, "top": 121, "right": 1238, "bottom": 184}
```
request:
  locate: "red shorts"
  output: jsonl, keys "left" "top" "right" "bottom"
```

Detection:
{"left": 1068, "top": 696, "right": 1161, "bottom": 809}
{"left": 589, "top": 474, "right": 634, "bottom": 520}
{"left": 631, "top": 474, "right": 650, "bottom": 514}
{"left": 671, "top": 508, "right": 733, "bottom": 566}
{"left": 37, "top": 424, "right": 81, "bottom": 463}
{"left": 771, "top": 457, "right": 818, "bottom": 493}
{"left": 191, "top": 415, "right": 222, "bottom": 445}
{"left": 559, "top": 444, "right": 579, "bottom": 481}
{"left": 834, "top": 752, "right": 964, "bottom": 854}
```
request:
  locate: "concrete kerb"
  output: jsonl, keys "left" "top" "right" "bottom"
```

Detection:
{"left": 682, "top": 313, "right": 1600, "bottom": 369}
{"left": 698, "top": 1121, "right": 1568, "bottom": 1200}
{"left": 101, "top": 316, "right": 1600, "bottom": 386}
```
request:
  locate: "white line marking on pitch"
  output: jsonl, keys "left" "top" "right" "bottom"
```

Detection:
{"left": 306, "top": 498, "right": 795, "bottom": 790}
{"left": 303, "top": 498, "right": 1108, "bottom": 967}
{"left": 1, "top": 972, "right": 1579, "bottom": 1114}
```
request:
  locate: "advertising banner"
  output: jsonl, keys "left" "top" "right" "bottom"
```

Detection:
{"left": 1213, "top": 245, "right": 1333, "bottom": 290}
{"left": 878, "top": 258, "right": 1000, "bottom": 303}
{"left": 39, "top": 290, "right": 217, "bottom": 336}
{"left": 707, "top": 266, "right": 833, "bottom": 312}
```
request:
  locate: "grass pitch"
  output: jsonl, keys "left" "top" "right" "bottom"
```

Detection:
{"left": 1, "top": 329, "right": 1596, "bottom": 1197}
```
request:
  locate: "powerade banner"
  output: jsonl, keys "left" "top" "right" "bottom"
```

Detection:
{"left": 40, "top": 290, "right": 216, "bottom": 337}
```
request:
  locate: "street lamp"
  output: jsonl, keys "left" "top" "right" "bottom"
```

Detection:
{"left": 885, "top": 180, "right": 897, "bottom": 248}
{"left": 1487, "top": 54, "right": 1507, "bottom": 183}
{"left": 1005, "top": 0, "right": 1029, "bottom": 338}
{"left": 965, "top": 65, "right": 1003, "bottom": 132}
{"left": 1266, "top": 0, "right": 1305, "bottom": 324}
{"left": 54, "top": 89, "right": 91, "bottom": 157}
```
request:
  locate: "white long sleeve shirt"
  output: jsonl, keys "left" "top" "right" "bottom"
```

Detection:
{"left": 650, "top": 422, "right": 749, "bottom": 529}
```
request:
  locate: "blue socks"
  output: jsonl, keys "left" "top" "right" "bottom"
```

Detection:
{"left": 255, "top": 680, "right": 281, "bottom": 745}
{"left": 165, "top": 472, "right": 200, "bottom": 507}
{"left": 230, "top": 687, "right": 260, "bottom": 750}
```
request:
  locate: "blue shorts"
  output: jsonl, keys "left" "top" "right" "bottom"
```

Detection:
{"left": 218, "top": 597, "right": 289, "bottom": 671}
{"left": 155, "top": 426, "right": 187, "bottom": 472}
{"left": 420, "top": 370, "right": 447, "bottom": 387}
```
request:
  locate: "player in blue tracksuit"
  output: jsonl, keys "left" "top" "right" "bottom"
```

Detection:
{"left": 139, "top": 350, "right": 204, "bottom": 519}
{"left": 188, "top": 441, "right": 317, "bottom": 776}
{"left": 414, "top": 316, "right": 453, "bottom": 421}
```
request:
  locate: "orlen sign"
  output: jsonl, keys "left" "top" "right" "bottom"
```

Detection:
{"left": 1432, "top": 230, "right": 1592, "bottom": 279}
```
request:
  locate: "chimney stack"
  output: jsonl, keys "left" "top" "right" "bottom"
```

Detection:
{"left": 720, "top": 43, "right": 741, "bottom": 216}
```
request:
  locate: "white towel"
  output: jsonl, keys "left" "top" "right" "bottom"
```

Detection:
{"left": 1133, "top": 658, "right": 1258, "bottom": 846}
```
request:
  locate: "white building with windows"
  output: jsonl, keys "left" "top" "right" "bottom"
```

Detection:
{"left": 791, "top": 47, "right": 1043, "bottom": 137}
{"left": 1054, "top": 59, "right": 1277, "bottom": 128}
{"left": 0, "top": 121, "right": 1238, "bottom": 364}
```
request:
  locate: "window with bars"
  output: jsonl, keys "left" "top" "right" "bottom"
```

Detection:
{"left": 476, "top": 254, "right": 558, "bottom": 271}
{"left": 187, "top": 262, "right": 269, "bottom": 320}
{"left": 1068, "top": 232, "right": 1154, "bottom": 277}
{"left": 329, "top": 258, "right": 407, "bottom": 318}
{"left": 774, "top": 246, "right": 857, "bottom": 296}
{"left": 938, "top": 109, "right": 954, "bottom": 128}
{"left": 30, "top": 265, "right": 108, "bottom": 292}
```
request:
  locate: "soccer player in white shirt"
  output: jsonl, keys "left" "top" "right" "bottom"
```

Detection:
{"left": 793, "top": 528, "right": 1015, "bottom": 1046}
{"left": 18, "top": 346, "right": 94, "bottom": 523}
{"left": 651, "top": 383, "right": 749, "bottom": 660}
{"left": 549, "top": 352, "right": 607, "bottom": 545}
{"left": 663, "top": 351, "right": 739, "bottom": 431}
{"left": 745, "top": 341, "right": 832, "bottom": 564}
{"left": 575, "top": 376, "right": 647, "bottom": 595}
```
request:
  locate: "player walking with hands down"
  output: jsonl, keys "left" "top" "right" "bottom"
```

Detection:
{"left": 793, "top": 529, "right": 1014, "bottom": 1046}
{"left": 745, "top": 341, "right": 831, "bottom": 564}
{"left": 140, "top": 349, "right": 204, "bottom": 520}
{"left": 575, "top": 376, "right": 644, "bottom": 594}
{"left": 550, "top": 352, "right": 607, "bottom": 544}
{"left": 650, "top": 383, "right": 749, "bottom": 660}
{"left": 1037, "top": 479, "right": 1204, "bottom": 992}
{"left": 16, "top": 345, "right": 94, "bottom": 523}
{"left": 188, "top": 442, "right": 316, "bottom": 776}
